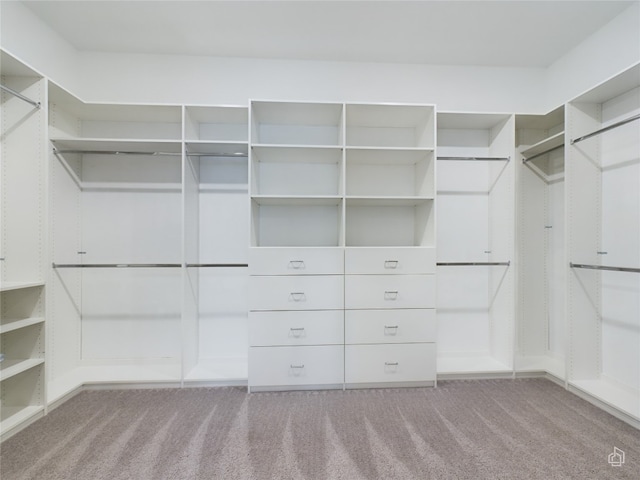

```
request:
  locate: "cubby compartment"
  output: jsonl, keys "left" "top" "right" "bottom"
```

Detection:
{"left": 251, "top": 101, "right": 343, "bottom": 146}
{"left": 184, "top": 105, "right": 248, "bottom": 143}
{"left": 436, "top": 112, "right": 515, "bottom": 375}
{"left": 251, "top": 146, "right": 343, "bottom": 196}
{"left": 346, "top": 103, "right": 435, "bottom": 148}
{"left": 0, "top": 322, "right": 45, "bottom": 380}
{"left": 346, "top": 199, "right": 433, "bottom": 247}
{"left": 516, "top": 106, "right": 566, "bottom": 379}
{"left": 49, "top": 84, "right": 181, "bottom": 141}
{"left": 345, "top": 148, "right": 434, "bottom": 197}
{"left": 566, "top": 64, "right": 640, "bottom": 423}
{"left": 251, "top": 198, "right": 343, "bottom": 247}
{"left": 1, "top": 364, "right": 45, "bottom": 434}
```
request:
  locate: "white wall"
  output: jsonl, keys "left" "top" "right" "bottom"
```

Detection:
{"left": 2, "top": 1, "right": 638, "bottom": 113}
{"left": 0, "top": 1, "right": 80, "bottom": 92}
{"left": 77, "top": 52, "right": 545, "bottom": 113}
{"left": 545, "top": 2, "right": 640, "bottom": 110}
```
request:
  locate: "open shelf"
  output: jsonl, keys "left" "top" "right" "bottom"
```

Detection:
{"left": 437, "top": 355, "right": 513, "bottom": 376}
{"left": 0, "top": 316, "right": 45, "bottom": 334}
{"left": 570, "top": 379, "right": 640, "bottom": 421}
{"left": 0, "top": 281, "right": 44, "bottom": 292}
{"left": 0, "top": 358, "right": 45, "bottom": 381}
{"left": 251, "top": 101, "right": 343, "bottom": 146}
{"left": 184, "top": 105, "right": 248, "bottom": 142}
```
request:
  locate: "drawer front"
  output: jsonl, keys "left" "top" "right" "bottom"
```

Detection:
{"left": 250, "top": 275, "right": 344, "bottom": 311}
{"left": 250, "top": 247, "right": 344, "bottom": 275}
{"left": 249, "top": 310, "right": 344, "bottom": 346}
{"left": 345, "top": 275, "right": 435, "bottom": 309}
{"left": 345, "top": 343, "right": 436, "bottom": 384}
{"left": 345, "top": 247, "right": 435, "bottom": 275}
{"left": 345, "top": 309, "right": 436, "bottom": 344}
{"left": 249, "top": 345, "right": 344, "bottom": 387}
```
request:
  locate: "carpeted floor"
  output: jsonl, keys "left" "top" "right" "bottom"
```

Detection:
{"left": 1, "top": 378, "right": 638, "bottom": 479}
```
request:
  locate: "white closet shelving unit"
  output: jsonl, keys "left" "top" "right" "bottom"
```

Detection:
{"left": 0, "top": 51, "right": 47, "bottom": 439}
{"left": 566, "top": 64, "right": 640, "bottom": 426}
{"left": 182, "top": 105, "right": 250, "bottom": 384}
{"left": 516, "top": 106, "right": 566, "bottom": 380}
{"left": 344, "top": 103, "right": 437, "bottom": 388}
{"left": 248, "top": 101, "right": 345, "bottom": 391}
{"left": 436, "top": 112, "right": 515, "bottom": 376}
{"left": 48, "top": 84, "right": 183, "bottom": 402}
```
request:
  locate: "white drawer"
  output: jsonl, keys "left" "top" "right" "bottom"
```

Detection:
{"left": 345, "top": 247, "right": 435, "bottom": 275}
{"left": 250, "top": 247, "right": 343, "bottom": 275}
{"left": 345, "top": 274, "right": 435, "bottom": 309}
{"left": 345, "top": 343, "right": 436, "bottom": 385}
{"left": 249, "top": 310, "right": 344, "bottom": 346}
{"left": 345, "top": 309, "right": 436, "bottom": 344}
{"left": 249, "top": 345, "right": 344, "bottom": 388}
{"left": 250, "top": 275, "right": 344, "bottom": 311}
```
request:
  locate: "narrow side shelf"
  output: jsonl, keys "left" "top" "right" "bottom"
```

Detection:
{"left": 0, "top": 281, "right": 45, "bottom": 292}
{"left": 521, "top": 131, "right": 564, "bottom": 161}
{"left": 0, "top": 405, "right": 45, "bottom": 436}
{"left": 0, "top": 317, "right": 45, "bottom": 334}
{"left": 0, "top": 358, "right": 45, "bottom": 381}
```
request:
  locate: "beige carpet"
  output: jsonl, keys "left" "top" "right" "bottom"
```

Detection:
{"left": 1, "top": 379, "right": 639, "bottom": 479}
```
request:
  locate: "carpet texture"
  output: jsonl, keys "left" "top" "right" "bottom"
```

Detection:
{"left": 1, "top": 379, "right": 639, "bottom": 479}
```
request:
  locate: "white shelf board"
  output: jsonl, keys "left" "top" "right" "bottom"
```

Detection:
{"left": 0, "top": 405, "right": 44, "bottom": 435}
{"left": 0, "top": 358, "right": 44, "bottom": 381}
{"left": 80, "top": 181, "right": 182, "bottom": 191}
{"left": 437, "top": 355, "right": 512, "bottom": 375}
{"left": 346, "top": 148, "right": 433, "bottom": 164}
{"left": 186, "top": 141, "right": 248, "bottom": 156}
{"left": 252, "top": 101, "right": 343, "bottom": 126}
{"left": 252, "top": 145, "right": 342, "bottom": 163}
{"left": 521, "top": 131, "right": 564, "bottom": 159}
{"left": 185, "top": 105, "right": 248, "bottom": 124}
{"left": 0, "top": 317, "right": 45, "bottom": 334}
{"left": 437, "top": 112, "right": 512, "bottom": 130}
{"left": 51, "top": 137, "right": 182, "bottom": 153}
{"left": 572, "top": 64, "right": 640, "bottom": 104}
{"left": 0, "top": 281, "right": 45, "bottom": 292}
{"left": 346, "top": 103, "right": 434, "bottom": 127}
{"left": 184, "top": 358, "right": 248, "bottom": 382}
{"left": 251, "top": 143, "right": 342, "bottom": 150}
{"left": 516, "top": 355, "right": 566, "bottom": 379}
{"left": 346, "top": 196, "right": 434, "bottom": 206}
{"left": 251, "top": 195, "right": 342, "bottom": 206}
{"left": 570, "top": 378, "right": 640, "bottom": 419}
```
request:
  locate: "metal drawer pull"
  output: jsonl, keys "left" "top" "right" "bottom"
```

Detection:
{"left": 384, "top": 260, "right": 399, "bottom": 268}
{"left": 290, "top": 364, "right": 305, "bottom": 369}
{"left": 385, "top": 362, "right": 399, "bottom": 366}
{"left": 290, "top": 292, "right": 306, "bottom": 301}
{"left": 289, "top": 260, "right": 305, "bottom": 269}
{"left": 290, "top": 327, "right": 305, "bottom": 331}
{"left": 384, "top": 291, "right": 398, "bottom": 300}
{"left": 384, "top": 325, "right": 399, "bottom": 334}
{"left": 290, "top": 327, "right": 305, "bottom": 337}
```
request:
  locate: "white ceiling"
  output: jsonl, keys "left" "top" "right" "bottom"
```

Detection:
{"left": 22, "top": 0, "right": 636, "bottom": 68}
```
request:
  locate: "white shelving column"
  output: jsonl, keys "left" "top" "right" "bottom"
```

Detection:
{"left": 182, "top": 105, "right": 249, "bottom": 384}
{"left": 344, "top": 103, "right": 437, "bottom": 388}
{"left": 248, "top": 101, "right": 345, "bottom": 391}
{"left": 48, "top": 85, "right": 183, "bottom": 400}
{"left": 566, "top": 64, "right": 640, "bottom": 426}
{"left": 516, "top": 107, "right": 566, "bottom": 380}
{"left": 0, "top": 51, "right": 47, "bottom": 439}
{"left": 436, "top": 113, "right": 515, "bottom": 377}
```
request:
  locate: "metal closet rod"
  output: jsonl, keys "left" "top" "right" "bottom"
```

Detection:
{"left": 53, "top": 263, "right": 181, "bottom": 268}
{"left": 522, "top": 144, "right": 564, "bottom": 163}
{"left": 0, "top": 84, "right": 41, "bottom": 108}
{"left": 437, "top": 156, "right": 510, "bottom": 162}
{"left": 186, "top": 263, "right": 248, "bottom": 268}
{"left": 571, "top": 113, "right": 640, "bottom": 144}
{"left": 570, "top": 263, "right": 640, "bottom": 273}
{"left": 437, "top": 261, "right": 511, "bottom": 267}
{"left": 186, "top": 152, "right": 248, "bottom": 158}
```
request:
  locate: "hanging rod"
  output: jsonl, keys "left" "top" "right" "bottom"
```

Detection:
{"left": 186, "top": 263, "right": 248, "bottom": 268}
{"left": 186, "top": 152, "right": 248, "bottom": 158}
{"left": 437, "top": 262, "right": 511, "bottom": 267}
{"left": 53, "top": 263, "right": 181, "bottom": 269}
{"left": 437, "top": 156, "right": 510, "bottom": 162}
{"left": 54, "top": 149, "right": 180, "bottom": 156}
{"left": 522, "top": 144, "right": 564, "bottom": 163}
{"left": 570, "top": 263, "right": 640, "bottom": 273}
{"left": 0, "top": 84, "right": 41, "bottom": 108}
{"left": 570, "top": 114, "right": 640, "bottom": 144}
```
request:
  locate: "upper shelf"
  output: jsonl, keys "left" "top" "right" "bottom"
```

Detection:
{"left": 0, "top": 281, "right": 45, "bottom": 292}
{"left": 51, "top": 138, "right": 183, "bottom": 154}
{"left": 521, "top": 131, "right": 565, "bottom": 161}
